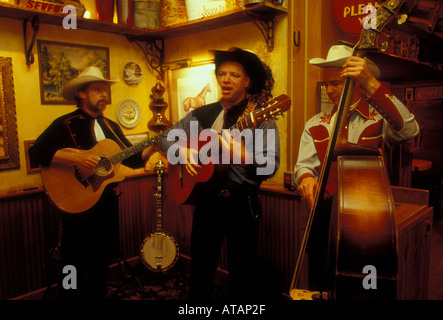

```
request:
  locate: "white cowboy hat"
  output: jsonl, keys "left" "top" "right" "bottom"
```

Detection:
{"left": 309, "top": 45, "right": 381, "bottom": 79}
{"left": 62, "top": 66, "right": 119, "bottom": 100}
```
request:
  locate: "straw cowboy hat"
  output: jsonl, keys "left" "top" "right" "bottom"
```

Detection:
{"left": 213, "top": 47, "right": 266, "bottom": 94}
{"left": 62, "top": 66, "right": 119, "bottom": 100}
{"left": 309, "top": 45, "right": 381, "bottom": 79}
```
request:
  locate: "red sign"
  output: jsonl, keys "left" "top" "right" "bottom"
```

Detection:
{"left": 18, "top": 0, "right": 85, "bottom": 17}
{"left": 416, "top": 86, "right": 443, "bottom": 101}
{"left": 332, "top": 0, "right": 382, "bottom": 36}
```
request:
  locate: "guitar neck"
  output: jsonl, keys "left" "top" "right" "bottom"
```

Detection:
{"left": 109, "top": 134, "right": 162, "bottom": 165}
{"left": 230, "top": 107, "right": 260, "bottom": 132}
{"left": 232, "top": 96, "right": 287, "bottom": 131}
{"left": 203, "top": 95, "right": 290, "bottom": 151}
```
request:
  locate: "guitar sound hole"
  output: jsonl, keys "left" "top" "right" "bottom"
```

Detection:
{"left": 94, "top": 156, "right": 113, "bottom": 176}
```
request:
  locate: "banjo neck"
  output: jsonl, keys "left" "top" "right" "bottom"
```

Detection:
{"left": 154, "top": 160, "right": 165, "bottom": 234}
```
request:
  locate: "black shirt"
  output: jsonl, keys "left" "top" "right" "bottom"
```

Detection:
{"left": 29, "top": 108, "right": 144, "bottom": 169}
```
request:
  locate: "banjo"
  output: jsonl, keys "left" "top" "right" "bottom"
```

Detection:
{"left": 140, "top": 159, "right": 179, "bottom": 272}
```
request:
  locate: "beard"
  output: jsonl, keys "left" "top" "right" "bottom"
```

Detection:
{"left": 87, "top": 100, "right": 107, "bottom": 115}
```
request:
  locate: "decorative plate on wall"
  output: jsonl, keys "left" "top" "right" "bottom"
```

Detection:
{"left": 123, "top": 62, "right": 143, "bottom": 86}
{"left": 117, "top": 99, "right": 141, "bottom": 128}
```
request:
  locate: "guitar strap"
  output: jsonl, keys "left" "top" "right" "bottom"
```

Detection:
{"left": 100, "top": 117, "right": 127, "bottom": 149}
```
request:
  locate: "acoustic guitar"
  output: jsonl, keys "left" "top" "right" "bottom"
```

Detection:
{"left": 140, "top": 160, "right": 179, "bottom": 272}
{"left": 41, "top": 134, "right": 164, "bottom": 213}
{"left": 168, "top": 94, "right": 291, "bottom": 205}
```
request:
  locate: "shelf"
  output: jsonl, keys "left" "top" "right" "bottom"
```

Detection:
{"left": 0, "top": 2, "right": 287, "bottom": 39}
{"left": 1, "top": 1, "right": 287, "bottom": 71}
{"left": 0, "top": 1, "right": 287, "bottom": 74}
{"left": 145, "top": 2, "right": 288, "bottom": 40}
{"left": 367, "top": 50, "right": 443, "bottom": 82}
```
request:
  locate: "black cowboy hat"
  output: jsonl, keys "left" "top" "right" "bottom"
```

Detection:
{"left": 213, "top": 47, "right": 266, "bottom": 94}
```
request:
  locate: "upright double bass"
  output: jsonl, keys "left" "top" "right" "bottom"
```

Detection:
{"left": 290, "top": 0, "right": 409, "bottom": 300}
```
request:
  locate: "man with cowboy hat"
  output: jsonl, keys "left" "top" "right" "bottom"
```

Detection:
{"left": 29, "top": 66, "right": 155, "bottom": 299}
{"left": 158, "top": 47, "right": 280, "bottom": 300}
{"left": 293, "top": 44, "right": 420, "bottom": 293}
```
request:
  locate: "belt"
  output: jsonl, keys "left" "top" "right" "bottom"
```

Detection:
{"left": 216, "top": 186, "right": 261, "bottom": 219}
{"left": 217, "top": 189, "right": 231, "bottom": 198}
{"left": 217, "top": 185, "right": 258, "bottom": 198}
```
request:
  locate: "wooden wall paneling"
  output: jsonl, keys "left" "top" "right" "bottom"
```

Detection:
{"left": 0, "top": 192, "right": 60, "bottom": 299}
{"left": 8, "top": 198, "right": 27, "bottom": 297}
{"left": 0, "top": 199, "right": 14, "bottom": 299}
{"left": 22, "top": 196, "right": 37, "bottom": 293}
{"left": 1, "top": 176, "right": 432, "bottom": 300}
{"left": 29, "top": 196, "right": 44, "bottom": 291}
{"left": 118, "top": 176, "right": 157, "bottom": 259}
{"left": 257, "top": 189, "right": 308, "bottom": 292}
{"left": 163, "top": 177, "right": 194, "bottom": 258}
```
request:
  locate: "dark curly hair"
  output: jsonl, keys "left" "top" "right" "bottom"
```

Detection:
{"left": 248, "top": 62, "right": 275, "bottom": 107}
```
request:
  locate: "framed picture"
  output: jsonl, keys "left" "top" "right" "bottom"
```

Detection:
{"left": 0, "top": 57, "right": 20, "bottom": 171}
{"left": 24, "top": 140, "right": 40, "bottom": 174}
{"left": 37, "top": 40, "right": 111, "bottom": 104}
{"left": 169, "top": 61, "right": 220, "bottom": 123}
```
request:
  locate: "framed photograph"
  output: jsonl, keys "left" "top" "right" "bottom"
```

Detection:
{"left": 0, "top": 57, "right": 20, "bottom": 171}
{"left": 169, "top": 61, "right": 220, "bottom": 123}
{"left": 24, "top": 140, "right": 40, "bottom": 174}
{"left": 37, "top": 40, "right": 111, "bottom": 104}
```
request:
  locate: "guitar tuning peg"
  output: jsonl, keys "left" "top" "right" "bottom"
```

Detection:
{"left": 397, "top": 14, "right": 407, "bottom": 25}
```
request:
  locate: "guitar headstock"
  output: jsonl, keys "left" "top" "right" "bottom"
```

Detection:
{"left": 253, "top": 94, "right": 291, "bottom": 125}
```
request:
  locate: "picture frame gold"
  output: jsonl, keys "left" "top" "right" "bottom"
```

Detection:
{"left": 0, "top": 57, "right": 20, "bottom": 171}
{"left": 24, "top": 140, "right": 40, "bottom": 174}
{"left": 37, "top": 40, "right": 111, "bottom": 104}
{"left": 167, "top": 60, "right": 220, "bottom": 123}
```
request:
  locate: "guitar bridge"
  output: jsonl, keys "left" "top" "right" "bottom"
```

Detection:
{"left": 73, "top": 165, "right": 89, "bottom": 188}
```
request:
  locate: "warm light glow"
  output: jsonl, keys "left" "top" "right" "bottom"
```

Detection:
{"left": 83, "top": 11, "right": 91, "bottom": 19}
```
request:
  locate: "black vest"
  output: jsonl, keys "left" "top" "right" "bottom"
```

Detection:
{"left": 192, "top": 99, "right": 249, "bottom": 130}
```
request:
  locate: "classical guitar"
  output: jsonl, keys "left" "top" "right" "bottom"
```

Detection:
{"left": 140, "top": 160, "right": 179, "bottom": 272}
{"left": 168, "top": 94, "right": 291, "bottom": 205}
{"left": 41, "top": 133, "right": 164, "bottom": 213}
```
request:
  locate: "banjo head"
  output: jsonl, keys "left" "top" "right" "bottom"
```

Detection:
{"left": 140, "top": 232, "right": 179, "bottom": 272}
